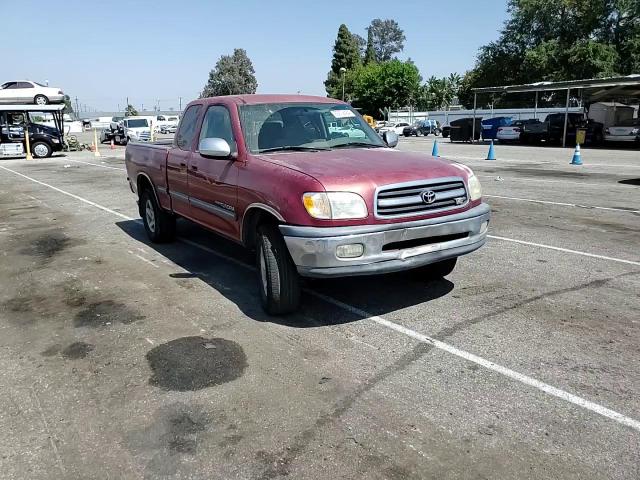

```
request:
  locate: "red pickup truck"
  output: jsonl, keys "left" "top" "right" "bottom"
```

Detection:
{"left": 125, "top": 95, "right": 489, "bottom": 314}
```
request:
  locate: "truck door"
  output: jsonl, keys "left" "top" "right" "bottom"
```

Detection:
{"left": 187, "top": 104, "right": 239, "bottom": 238}
{"left": 166, "top": 104, "right": 201, "bottom": 216}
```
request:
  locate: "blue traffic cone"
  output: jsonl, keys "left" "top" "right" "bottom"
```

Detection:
{"left": 486, "top": 140, "right": 496, "bottom": 160}
{"left": 432, "top": 139, "right": 440, "bottom": 157}
{"left": 570, "top": 144, "right": 582, "bottom": 165}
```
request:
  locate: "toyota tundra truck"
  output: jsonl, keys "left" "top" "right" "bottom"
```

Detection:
{"left": 125, "top": 95, "right": 490, "bottom": 314}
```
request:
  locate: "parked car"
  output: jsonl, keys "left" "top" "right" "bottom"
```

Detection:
{"left": 160, "top": 124, "right": 178, "bottom": 134}
{"left": 125, "top": 94, "right": 489, "bottom": 314}
{"left": 604, "top": 118, "right": 640, "bottom": 143}
{"left": 481, "top": 117, "right": 512, "bottom": 141}
{"left": 0, "top": 110, "right": 63, "bottom": 158}
{"left": 496, "top": 119, "right": 540, "bottom": 142}
{"left": 0, "top": 81, "right": 65, "bottom": 105}
{"left": 521, "top": 113, "right": 604, "bottom": 145}
{"left": 378, "top": 122, "right": 410, "bottom": 135}
{"left": 403, "top": 120, "right": 441, "bottom": 137}
{"left": 449, "top": 118, "right": 482, "bottom": 142}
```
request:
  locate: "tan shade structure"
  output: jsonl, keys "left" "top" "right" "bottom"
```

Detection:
{"left": 470, "top": 75, "right": 640, "bottom": 147}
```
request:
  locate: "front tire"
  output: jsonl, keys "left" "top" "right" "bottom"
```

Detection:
{"left": 256, "top": 224, "right": 300, "bottom": 315}
{"left": 31, "top": 141, "right": 52, "bottom": 158}
{"left": 34, "top": 95, "right": 49, "bottom": 105}
{"left": 140, "top": 189, "right": 175, "bottom": 243}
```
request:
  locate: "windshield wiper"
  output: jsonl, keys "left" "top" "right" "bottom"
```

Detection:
{"left": 331, "top": 142, "right": 385, "bottom": 149}
{"left": 257, "top": 145, "right": 330, "bottom": 153}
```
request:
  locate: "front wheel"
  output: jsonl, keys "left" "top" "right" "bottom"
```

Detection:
{"left": 140, "top": 189, "right": 175, "bottom": 243}
{"left": 31, "top": 141, "right": 52, "bottom": 158}
{"left": 256, "top": 224, "right": 301, "bottom": 315}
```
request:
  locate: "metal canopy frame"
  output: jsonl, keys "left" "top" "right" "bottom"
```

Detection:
{"left": 0, "top": 104, "right": 66, "bottom": 145}
{"left": 470, "top": 75, "right": 640, "bottom": 147}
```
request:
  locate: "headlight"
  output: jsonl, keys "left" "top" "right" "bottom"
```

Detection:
{"left": 303, "top": 192, "right": 367, "bottom": 219}
{"left": 467, "top": 174, "right": 482, "bottom": 201}
{"left": 631, "top": 128, "right": 639, "bottom": 135}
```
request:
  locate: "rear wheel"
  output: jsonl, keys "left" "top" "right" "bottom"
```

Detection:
{"left": 140, "top": 189, "right": 175, "bottom": 243}
{"left": 256, "top": 224, "right": 300, "bottom": 315}
{"left": 34, "top": 94, "right": 49, "bottom": 105}
{"left": 409, "top": 258, "right": 457, "bottom": 281}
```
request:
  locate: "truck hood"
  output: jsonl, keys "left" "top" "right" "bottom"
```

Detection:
{"left": 254, "top": 147, "right": 470, "bottom": 192}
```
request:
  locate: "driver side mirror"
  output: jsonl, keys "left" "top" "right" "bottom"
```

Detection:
{"left": 199, "top": 137, "right": 232, "bottom": 158}
{"left": 382, "top": 131, "right": 398, "bottom": 148}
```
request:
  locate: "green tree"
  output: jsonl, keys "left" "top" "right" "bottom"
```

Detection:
{"left": 325, "top": 24, "right": 362, "bottom": 98}
{"left": 351, "top": 60, "right": 422, "bottom": 115}
{"left": 364, "top": 27, "right": 377, "bottom": 65}
{"left": 368, "top": 19, "right": 406, "bottom": 61}
{"left": 201, "top": 48, "right": 258, "bottom": 98}
{"left": 460, "top": 0, "right": 640, "bottom": 107}
{"left": 125, "top": 104, "right": 138, "bottom": 117}
{"left": 419, "top": 74, "right": 461, "bottom": 110}
{"left": 63, "top": 95, "right": 74, "bottom": 115}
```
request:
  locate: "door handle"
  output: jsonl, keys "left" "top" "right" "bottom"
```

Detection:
{"left": 190, "top": 165, "right": 198, "bottom": 171}
{"left": 180, "top": 162, "right": 187, "bottom": 168}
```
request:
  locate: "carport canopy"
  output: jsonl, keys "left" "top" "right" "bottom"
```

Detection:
{"left": 470, "top": 74, "right": 640, "bottom": 146}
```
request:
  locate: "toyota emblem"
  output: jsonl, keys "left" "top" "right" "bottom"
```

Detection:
{"left": 421, "top": 190, "right": 436, "bottom": 204}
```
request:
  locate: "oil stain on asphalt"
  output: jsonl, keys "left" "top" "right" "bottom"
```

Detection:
{"left": 146, "top": 336, "right": 247, "bottom": 391}
{"left": 74, "top": 300, "right": 145, "bottom": 328}
{"left": 19, "top": 231, "right": 84, "bottom": 263}
{"left": 41, "top": 341, "right": 95, "bottom": 359}
{"left": 126, "top": 402, "right": 212, "bottom": 477}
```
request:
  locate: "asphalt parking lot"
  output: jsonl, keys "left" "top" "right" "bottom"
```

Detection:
{"left": 0, "top": 138, "right": 639, "bottom": 479}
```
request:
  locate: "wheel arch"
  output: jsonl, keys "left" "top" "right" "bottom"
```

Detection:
{"left": 136, "top": 173, "right": 161, "bottom": 216}
{"left": 241, "top": 204, "right": 285, "bottom": 249}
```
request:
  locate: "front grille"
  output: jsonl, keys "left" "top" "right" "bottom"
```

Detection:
{"left": 375, "top": 177, "right": 468, "bottom": 218}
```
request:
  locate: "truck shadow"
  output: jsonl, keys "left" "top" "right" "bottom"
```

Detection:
{"left": 116, "top": 219, "right": 454, "bottom": 328}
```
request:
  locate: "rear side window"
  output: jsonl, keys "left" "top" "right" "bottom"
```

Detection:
{"left": 17, "top": 82, "right": 32, "bottom": 88}
{"left": 199, "top": 105, "right": 236, "bottom": 153}
{"left": 175, "top": 105, "right": 201, "bottom": 150}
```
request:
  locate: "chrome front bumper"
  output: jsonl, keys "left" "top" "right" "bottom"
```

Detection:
{"left": 280, "top": 203, "right": 490, "bottom": 278}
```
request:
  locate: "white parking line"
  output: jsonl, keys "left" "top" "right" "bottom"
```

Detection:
{"left": 488, "top": 235, "right": 640, "bottom": 266}
{"left": 0, "top": 165, "right": 131, "bottom": 220}
{"left": 484, "top": 194, "right": 639, "bottom": 214}
{"left": 477, "top": 174, "right": 623, "bottom": 188}
{"left": 2, "top": 162, "right": 639, "bottom": 432}
{"left": 65, "top": 158, "right": 126, "bottom": 171}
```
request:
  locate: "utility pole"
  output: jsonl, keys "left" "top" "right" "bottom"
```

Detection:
{"left": 179, "top": 97, "right": 182, "bottom": 112}
{"left": 75, "top": 97, "right": 79, "bottom": 115}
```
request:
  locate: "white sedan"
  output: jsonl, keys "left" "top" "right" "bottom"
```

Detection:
{"left": 378, "top": 122, "right": 410, "bottom": 135}
{"left": 0, "top": 81, "right": 65, "bottom": 105}
{"left": 496, "top": 119, "right": 540, "bottom": 142}
{"left": 605, "top": 118, "right": 640, "bottom": 143}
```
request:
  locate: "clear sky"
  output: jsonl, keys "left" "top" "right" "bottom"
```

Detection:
{"left": 5, "top": 0, "right": 508, "bottom": 111}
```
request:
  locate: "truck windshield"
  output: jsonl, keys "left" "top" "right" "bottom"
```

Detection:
{"left": 239, "top": 103, "right": 385, "bottom": 153}
{"left": 127, "top": 119, "right": 148, "bottom": 128}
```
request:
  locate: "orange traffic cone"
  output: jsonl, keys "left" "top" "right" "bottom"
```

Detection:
{"left": 110, "top": 139, "right": 115, "bottom": 150}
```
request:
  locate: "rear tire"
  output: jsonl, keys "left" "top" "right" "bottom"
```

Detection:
{"left": 34, "top": 94, "right": 49, "bottom": 105}
{"left": 140, "top": 189, "right": 175, "bottom": 243}
{"left": 256, "top": 224, "right": 301, "bottom": 315}
{"left": 409, "top": 257, "right": 457, "bottom": 281}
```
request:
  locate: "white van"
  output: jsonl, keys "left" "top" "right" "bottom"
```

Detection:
{"left": 122, "top": 117, "right": 151, "bottom": 143}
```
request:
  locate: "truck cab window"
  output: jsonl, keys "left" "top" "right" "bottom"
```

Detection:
{"left": 175, "top": 105, "right": 201, "bottom": 150}
{"left": 199, "top": 106, "right": 236, "bottom": 153}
